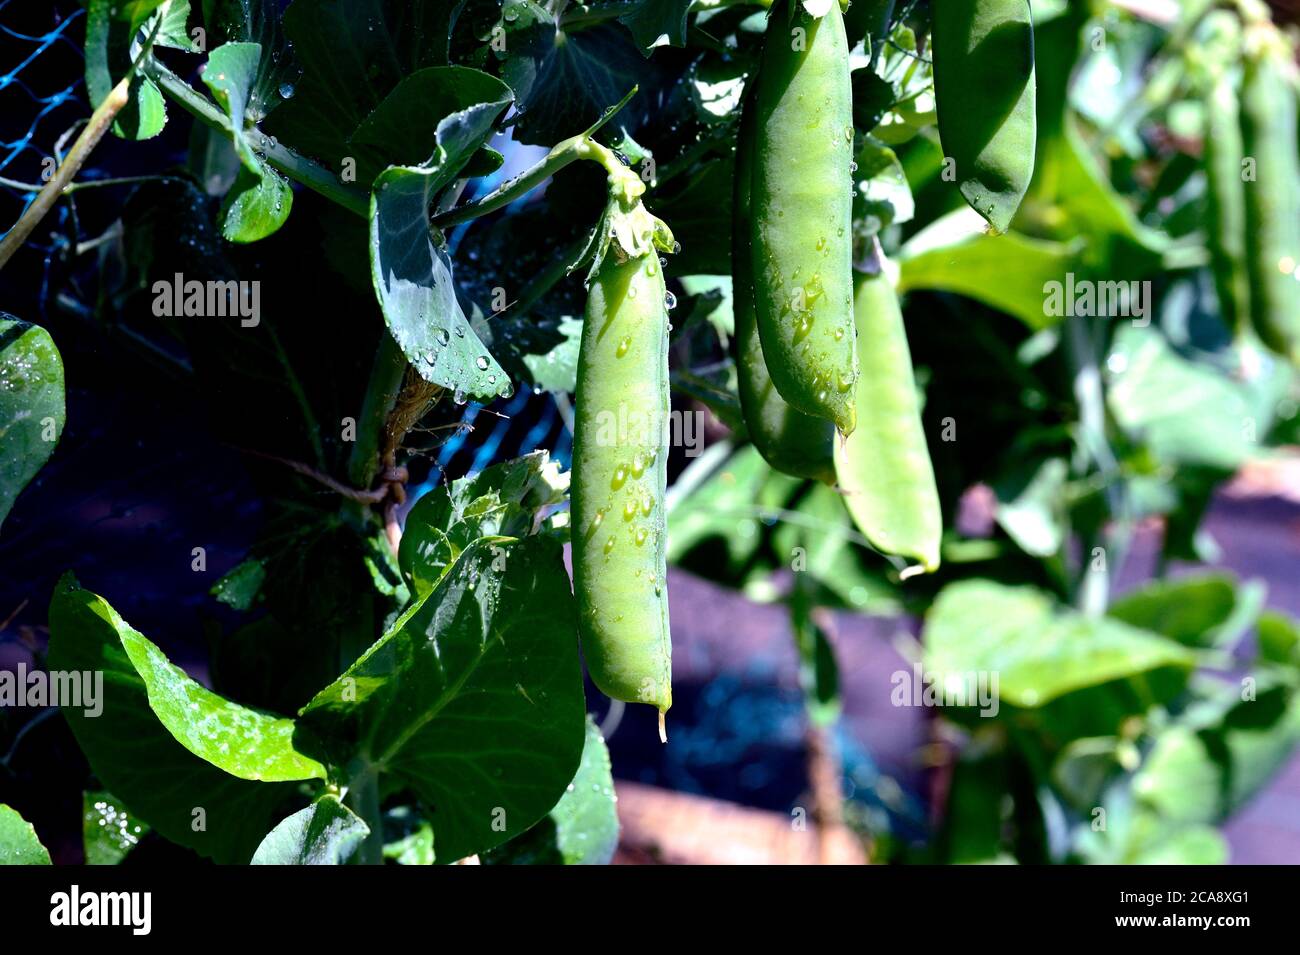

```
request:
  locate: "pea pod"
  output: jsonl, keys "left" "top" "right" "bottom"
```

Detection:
{"left": 1240, "top": 23, "right": 1300, "bottom": 361}
{"left": 834, "top": 252, "right": 942, "bottom": 572}
{"left": 751, "top": 0, "right": 858, "bottom": 435}
{"left": 572, "top": 187, "right": 674, "bottom": 731}
{"left": 1202, "top": 61, "right": 1251, "bottom": 336}
{"left": 734, "top": 76, "right": 836, "bottom": 483}
{"left": 931, "top": 0, "right": 1037, "bottom": 234}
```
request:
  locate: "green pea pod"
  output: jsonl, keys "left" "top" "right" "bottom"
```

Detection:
{"left": 734, "top": 76, "right": 836, "bottom": 483}
{"left": 834, "top": 256, "right": 942, "bottom": 573}
{"left": 931, "top": 0, "right": 1037, "bottom": 234}
{"left": 751, "top": 0, "right": 858, "bottom": 436}
{"left": 1203, "top": 64, "right": 1251, "bottom": 336}
{"left": 572, "top": 193, "right": 674, "bottom": 731}
{"left": 1240, "top": 24, "right": 1300, "bottom": 361}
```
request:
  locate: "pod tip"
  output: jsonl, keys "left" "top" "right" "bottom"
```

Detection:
{"left": 658, "top": 710, "right": 668, "bottom": 744}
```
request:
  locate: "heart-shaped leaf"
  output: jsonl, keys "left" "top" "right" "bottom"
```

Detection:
{"left": 368, "top": 68, "right": 514, "bottom": 400}
{"left": 0, "top": 318, "right": 65, "bottom": 530}
{"left": 399, "top": 450, "right": 568, "bottom": 597}
{"left": 251, "top": 793, "right": 369, "bottom": 865}
{"left": 0, "top": 805, "right": 51, "bottom": 865}
{"left": 202, "top": 41, "right": 293, "bottom": 242}
{"left": 48, "top": 574, "right": 320, "bottom": 863}
{"left": 299, "top": 536, "right": 585, "bottom": 862}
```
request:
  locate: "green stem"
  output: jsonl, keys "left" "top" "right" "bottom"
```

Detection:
{"left": 348, "top": 332, "right": 409, "bottom": 491}
{"left": 433, "top": 88, "right": 642, "bottom": 228}
{"left": 345, "top": 765, "right": 384, "bottom": 865}
{"left": 145, "top": 61, "right": 370, "bottom": 218}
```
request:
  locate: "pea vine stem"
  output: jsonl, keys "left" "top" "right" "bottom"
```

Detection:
{"left": 0, "top": 15, "right": 167, "bottom": 269}
{"left": 144, "top": 60, "right": 370, "bottom": 218}
{"left": 0, "top": 79, "right": 131, "bottom": 269}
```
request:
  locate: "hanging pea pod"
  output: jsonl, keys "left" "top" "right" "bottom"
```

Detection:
{"left": 750, "top": 0, "right": 858, "bottom": 435}
{"left": 834, "top": 245, "right": 942, "bottom": 573}
{"left": 572, "top": 172, "right": 674, "bottom": 735}
{"left": 1201, "top": 28, "right": 1251, "bottom": 337}
{"left": 1240, "top": 22, "right": 1300, "bottom": 361}
{"left": 733, "top": 75, "right": 836, "bottom": 483}
{"left": 931, "top": 0, "right": 1037, "bottom": 234}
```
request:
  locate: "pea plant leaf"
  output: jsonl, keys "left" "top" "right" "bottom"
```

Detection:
{"left": 898, "top": 208, "right": 1081, "bottom": 329}
{"left": 368, "top": 68, "right": 514, "bottom": 400}
{"left": 85, "top": 0, "right": 167, "bottom": 140}
{"left": 201, "top": 41, "right": 293, "bottom": 242}
{"left": 619, "top": 0, "right": 694, "bottom": 53}
{"left": 484, "top": 716, "right": 619, "bottom": 865}
{"left": 251, "top": 793, "right": 369, "bottom": 865}
{"left": 924, "top": 580, "right": 1196, "bottom": 709}
{"left": 399, "top": 450, "right": 569, "bottom": 597}
{"left": 47, "top": 574, "right": 322, "bottom": 863}
{"left": 200, "top": 0, "right": 298, "bottom": 122}
{"left": 298, "top": 536, "right": 586, "bottom": 862}
{"left": 501, "top": 22, "right": 657, "bottom": 146}
{"left": 83, "top": 791, "right": 151, "bottom": 865}
{"left": 1106, "top": 325, "right": 1257, "bottom": 472}
{"left": 0, "top": 805, "right": 52, "bottom": 865}
{"left": 0, "top": 318, "right": 65, "bottom": 530}
{"left": 264, "top": 0, "right": 462, "bottom": 172}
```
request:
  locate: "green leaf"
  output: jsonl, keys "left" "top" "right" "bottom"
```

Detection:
{"left": 994, "top": 458, "right": 1068, "bottom": 557}
{"left": 350, "top": 67, "right": 507, "bottom": 188}
{"left": 210, "top": 557, "right": 266, "bottom": 610}
{"left": 150, "top": 0, "right": 195, "bottom": 51}
{"left": 484, "top": 716, "right": 619, "bottom": 865}
{"left": 924, "top": 581, "right": 1196, "bottom": 709}
{"left": 619, "top": 0, "right": 693, "bottom": 53}
{"left": 368, "top": 69, "right": 514, "bottom": 400}
{"left": 522, "top": 316, "right": 583, "bottom": 394}
{"left": 898, "top": 211, "right": 1080, "bottom": 329}
{"left": 383, "top": 809, "right": 435, "bottom": 864}
{"left": 83, "top": 791, "right": 151, "bottom": 865}
{"left": 399, "top": 450, "right": 569, "bottom": 598}
{"left": 103, "top": 603, "right": 326, "bottom": 782}
{"left": 1258, "top": 611, "right": 1300, "bottom": 668}
{"left": 666, "top": 444, "right": 796, "bottom": 581}
{"left": 299, "top": 536, "right": 586, "bottom": 862}
{"left": 48, "top": 575, "right": 317, "bottom": 863}
{"left": 1131, "top": 726, "right": 1222, "bottom": 825}
{"left": 1108, "top": 574, "right": 1254, "bottom": 649}
{"left": 1107, "top": 326, "right": 1257, "bottom": 472}
{"left": 200, "top": 0, "right": 297, "bottom": 121}
{"left": 251, "top": 793, "right": 369, "bottom": 865}
{"left": 0, "top": 318, "right": 65, "bottom": 530}
{"left": 792, "top": 596, "right": 841, "bottom": 726}
{"left": 855, "top": 138, "right": 914, "bottom": 236}
{"left": 1076, "top": 804, "right": 1227, "bottom": 864}
{"left": 0, "top": 805, "right": 52, "bottom": 865}
{"left": 501, "top": 23, "right": 652, "bottom": 147}
{"left": 202, "top": 42, "right": 292, "bottom": 242}
{"left": 85, "top": 0, "right": 167, "bottom": 141}
{"left": 265, "top": 0, "right": 463, "bottom": 170}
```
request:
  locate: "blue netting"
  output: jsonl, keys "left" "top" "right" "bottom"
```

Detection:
{"left": 0, "top": 2, "right": 83, "bottom": 176}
